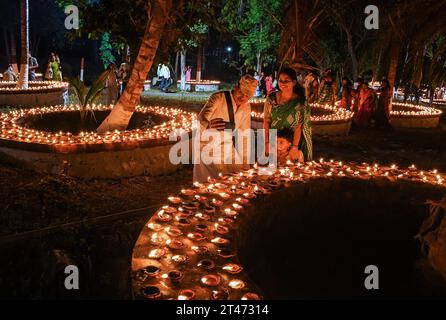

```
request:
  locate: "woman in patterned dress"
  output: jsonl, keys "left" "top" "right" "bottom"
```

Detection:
{"left": 318, "top": 69, "right": 337, "bottom": 106}
{"left": 263, "top": 67, "right": 313, "bottom": 164}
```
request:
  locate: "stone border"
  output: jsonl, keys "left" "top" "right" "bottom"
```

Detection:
{"left": 131, "top": 160, "right": 445, "bottom": 300}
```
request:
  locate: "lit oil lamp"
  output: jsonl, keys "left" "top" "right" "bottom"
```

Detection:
{"left": 148, "top": 249, "right": 166, "bottom": 259}
{"left": 201, "top": 275, "right": 220, "bottom": 286}
{"left": 224, "top": 208, "right": 238, "bottom": 217}
{"left": 166, "top": 239, "right": 184, "bottom": 250}
{"left": 178, "top": 289, "right": 195, "bottom": 300}
{"left": 172, "top": 255, "right": 189, "bottom": 265}
{"left": 157, "top": 210, "right": 172, "bottom": 222}
{"left": 211, "top": 237, "right": 230, "bottom": 246}
{"left": 214, "top": 223, "right": 229, "bottom": 234}
{"left": 228, "top": 279, "right": 245, "bottom": 289}
{"left": 168, "top": 196, "right": 182, "bottom": 204}
{"left": 195, "top": 212, "right": 211, "bottom": 220}
{"left": 241, "top": 293, "right": 261, "bottom": 300}
{"left": 191, "top": 245, "right": 209, "bottom": 255}
{"left": 187, "top": 232, "right": 205, "bottom": 241}
{"left": 142, "top": 265, "right": 160, "bottom": 277}
{"left": 211, "top": 289, "right": 229, "bottom": 300}
{"left": 195, "top": 224, "right": 208, "bottom": 232}
{"left": 165, "top": 226, "right": 182, "bottom": 237}
{"left": 212, "top": 198, "right": 223, "bottom": 207}
{"left": 217, "top": 248, "right": 235, "bottom": 258}
{"left": 181, "top": 189, "right": 196, "bottom": 197}
{"left": 147, "top": 222, "right": 163, "bottom": 231}
{"left": 222, "top": 263, "right": 243, "bottom": 274}
{"left": 162, "top": 205, "right": 177, "bottom": 214}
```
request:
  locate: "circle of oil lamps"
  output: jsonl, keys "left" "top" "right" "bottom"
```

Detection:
{"left": 222, "top": 263, "right": 243, "bottom": 274}
{"left": 187, "top": 232, "right": 205, "bottom": 241}
{"left": 197, "top": 259, "right": 215, "bottom": 270}
{"left": 178, "top": 289, "right": 195, "bottom": 300}
{"left": 148, "top": 248, "right": 166, "bottom": 259}
{"left": 165, "top": 226, "right": 182, "bottom": 237}
{"left": 191, "top": 245, "right": 209, "bottom": 255}
{"left": 228, "top": 279, "right": 245, "bottom": 289}
{"left": 241, "top": 293, "right": 261, "bottom": 300}
{"left": 0, "top": 104, "right": 196, "bottom": 149}
{"left": 140, "top": 286, "right": 161, "bottom": 299}
{"left": 201, "top": 274, "right": 221, "bottom": 286}
{"left": 211, "top": 289, "right": 229, "bottom": 300}
{"left": 166, "top": 239, "right": 184, "bottom": 250}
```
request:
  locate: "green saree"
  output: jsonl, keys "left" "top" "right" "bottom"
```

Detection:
{"left": 268, "top": 93, "right": 313, "bottom": 161}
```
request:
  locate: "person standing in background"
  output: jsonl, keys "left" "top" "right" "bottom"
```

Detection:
{"left": 28, "top": 52, "right": 39, "bottom": 81}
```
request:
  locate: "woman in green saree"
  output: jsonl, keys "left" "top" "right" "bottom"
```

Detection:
{"left": 263, "top": 67, "right": 313, "bottom": 164}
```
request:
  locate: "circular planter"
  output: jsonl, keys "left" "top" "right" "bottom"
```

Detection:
{"left": 0, "top": 81, "right": 69, "bottom": 108}
{"left": 132, "top": 161, "right": 446, "bottom": 299}
{"left": 250, "top": 101, "right": 354, "bottom": 136}
{"left": 177, "top": 80, "right": 220, "bottom": 92}
{"left": 0, "top": 104, "right": 196, "bottom": 178}
{"left": 390, "top": 103, "right": 442, "bottom": 128}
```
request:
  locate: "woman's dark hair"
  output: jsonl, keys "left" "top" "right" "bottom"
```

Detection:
{"left": 278, "top": 67, "right": 305, "bottom": 98}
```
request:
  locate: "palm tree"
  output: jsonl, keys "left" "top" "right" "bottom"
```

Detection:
{"left": 97, "top": 0, "right": 173, "bottom": 133}
{"left": 16, "top": 0, "right": 29, "bottom": 89}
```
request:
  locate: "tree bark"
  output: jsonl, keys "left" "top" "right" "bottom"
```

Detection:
{"left": 16, "top": 0, "right": 29, "bottom": 89}
{"left": 346, "top": 29, "right": 358, "bottom": 81}
{"left": 97, "top": 0, "right": 173, "bottom": 133}
{"left": 174, "top": 50, "right": 179, "bottom": 82}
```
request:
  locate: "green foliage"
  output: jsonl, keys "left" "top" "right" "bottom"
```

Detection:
{"left": 220, "top": 0, "right": 287, "bottom": 69}
{"left": 99, "top": 32, "right": 116, "bottom": 68}
{"left": 68, "top": 69, "right": 111, "bottom": 124}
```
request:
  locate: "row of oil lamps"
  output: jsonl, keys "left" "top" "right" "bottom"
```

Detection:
{"left": 0, "top": 81, "right": 68, "bottom": 92}
{"left": 133, "top": 159, "right": 445, "bottom": 300}
{"left": 251, "top": 102, "right": 355, "bottom": 123}
{"left": 0, "top": 104, "right": 196, "bottom": 147}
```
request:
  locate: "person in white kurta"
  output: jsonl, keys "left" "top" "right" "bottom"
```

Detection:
{"left": 193, "top": 75, "right": 258, "bottom": 182}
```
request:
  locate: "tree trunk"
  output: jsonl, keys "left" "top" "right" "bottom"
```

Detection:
{"left": 97, "top": 0, "right": 173, "bottom": 133}
{"left": 174, "top": 50, "right": 179, "bottom": 82}
{"left": 3, "top": 28, "right": 10, "bottom": 59}
{"left": 180, "top": 50, "right": 186, "bottom": 90}
{"left": 17, "top": 0, "right": 29, "bottom": 89}
{"left": 196, "top": 43, "right": 202, "bottom": 81}
{"left": 412, "top": 47, "right": 425, "bottom": 88}
{"left": 10, "top": 27, "right": 19, "bottom": 73}
{"left": 346, "top": 29, "right": 358, "bottom": 81}
{"left": 256, "top": 52, "right": 262, "bottom": 73}
{"left": 387, "top": 38, "right": 402, "bottom": 105}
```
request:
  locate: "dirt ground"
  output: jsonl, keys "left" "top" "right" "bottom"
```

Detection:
{"left": 0, "top": 99, "right": 445, "bottom": 299}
